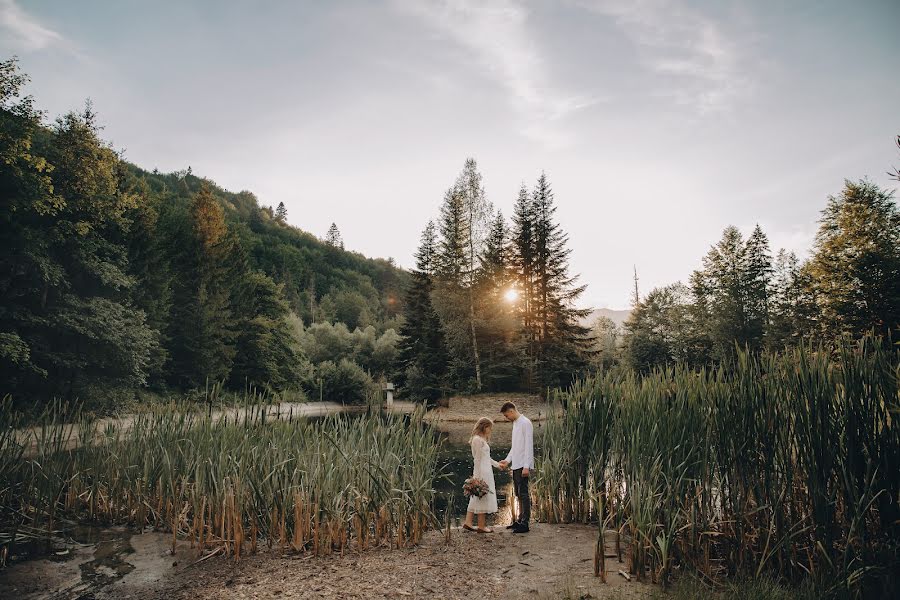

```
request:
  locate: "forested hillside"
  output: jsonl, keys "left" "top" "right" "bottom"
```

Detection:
{"left": 1, "top": 59, "right": 405, "bottom": 409}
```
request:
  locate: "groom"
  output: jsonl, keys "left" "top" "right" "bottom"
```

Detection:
{"left": 498, "top": 401, "right": 534, "bottom": 534}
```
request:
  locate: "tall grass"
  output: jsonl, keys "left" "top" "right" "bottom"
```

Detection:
{"left": 534, "top": 335, "right": 899, "bottom": 597}
{"left": 0, "top": 399, "right": 440, "bottom": 561}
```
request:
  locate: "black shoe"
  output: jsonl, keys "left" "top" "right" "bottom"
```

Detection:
{"left": 511, "top": 523, "right": 530, "bottom": 533}
{"left": 505, "top": 522, "right": 519, "bottom": 529}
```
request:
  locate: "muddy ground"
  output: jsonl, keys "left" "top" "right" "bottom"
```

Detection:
{"left": 0, "top": 523, "right": 654, "bottom": 599}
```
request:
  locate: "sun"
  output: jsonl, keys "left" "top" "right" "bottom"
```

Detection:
{"left": 503, "top": 288, "right": 519, "bottom": 303}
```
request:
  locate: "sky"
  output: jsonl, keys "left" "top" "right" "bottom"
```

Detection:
{"left": 3, "top": 0, "right": 899, "bottom": 309}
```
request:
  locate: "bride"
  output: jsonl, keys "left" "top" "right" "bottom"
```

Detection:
{"left": 463, "top": 417, "right": 502, "bottom": 533}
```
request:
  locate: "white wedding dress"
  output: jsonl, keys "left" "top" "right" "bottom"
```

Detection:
{"left": 467, "top": 435, "right": 499, "bottom": 514}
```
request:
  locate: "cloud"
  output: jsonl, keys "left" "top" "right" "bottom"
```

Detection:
{"left": 0, "top": 0, "right": 63, "bottom": 51}
{"left": 394, "top": 0, "right": 598, "bottom": 149}
{"left": 582, "top": 0, "right": 748, "bottom": 112}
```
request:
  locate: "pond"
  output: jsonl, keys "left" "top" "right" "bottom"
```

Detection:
{"left": 0, "top": 411, "right": 547, "bottom": 598}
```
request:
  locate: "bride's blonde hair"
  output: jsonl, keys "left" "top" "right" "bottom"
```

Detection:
{"left": 471, "top": 417, "right": 493, "bottom": 441}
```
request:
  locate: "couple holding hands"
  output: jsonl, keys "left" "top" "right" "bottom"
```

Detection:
{"left": 462, "top": 401, "right": 534, "bottom": 534}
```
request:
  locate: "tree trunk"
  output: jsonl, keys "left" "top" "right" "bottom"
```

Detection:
{"left": 469, "top": 287, "right": 482, "bottom": 389}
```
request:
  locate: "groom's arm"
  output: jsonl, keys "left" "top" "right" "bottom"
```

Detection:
{"left": 522, "top": 420, "right": 534, "bottom": 475}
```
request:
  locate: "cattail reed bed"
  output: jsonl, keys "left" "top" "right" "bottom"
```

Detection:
{"left": 0, "top": 401, "right": 441, "bottom": 563}
{"left": 534, "top": 335, "right": 899, "bottom": 598}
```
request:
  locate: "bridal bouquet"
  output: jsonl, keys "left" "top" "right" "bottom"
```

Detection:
{"left": 462, "top": 477, "right": 491, "bottom": 498}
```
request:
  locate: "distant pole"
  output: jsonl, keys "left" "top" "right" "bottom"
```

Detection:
{"left": 631, "top": 266, "right": 640, "bottom": 307}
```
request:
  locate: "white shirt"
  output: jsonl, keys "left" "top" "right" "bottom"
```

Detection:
{"left": 504, "top": 415, "right": 534, "bottom": 470}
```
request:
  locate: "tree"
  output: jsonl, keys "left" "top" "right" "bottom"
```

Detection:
{"left": 167, "top": 186, "right": 236, "bottom": 387}
{"left": 433, "top": 160, "right": 492, "bottom": 390}
{"left": 691, "top": 225, "right": 772, "bottom": 358}
{"left": 624, "top": 283, "right": 707, "bottom": 372}
{"left": 768, "top": 249, "right": 817, "bottom": 347}
{"left": 275, "top": 201, "right": 287, "bottom": 223}
{"left": 510, "top": 184, "right": 537, "bottom": 386}
{"left": 326, "top": 222, "right": 344, "bottom": 249}
{"left": 589, "top": 315, "right": 620, "bottom": 371}
{"left": 0, "top": 74, "right": 157, "bottom": 404}
{"left": 476, "top": 211, "right": 521, "bottom": 389}
{"left": 528, "top": 172, "right": 592, "bottom": 389}
{"left": 807, "top": 180, "right": 900, "bottom": 337}
{"left": 229, "top": 269, "right": 302, "bottom": 390}
{"left": 397, "top": 221, "right": 448, "bottom": 401}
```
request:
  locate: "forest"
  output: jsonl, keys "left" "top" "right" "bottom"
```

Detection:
{"left": 1, "top": 58, "right": 406, "bottom": 410}
{"left": 3, "top": 54, "right": 900, "bottom": 413}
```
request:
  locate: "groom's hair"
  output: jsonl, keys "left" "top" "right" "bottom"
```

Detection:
{"left": 500, "top": 401, "right": 517, "bottom": 414}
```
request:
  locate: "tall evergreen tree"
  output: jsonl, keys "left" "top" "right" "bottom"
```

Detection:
{"left": 325, "top": 222, "right": 344, "bottom": 249}
{"left": 476, "top": 211, "right": 520, "bottom": 389}
{"left": 691, "top": 225, "right": 772, "bottom": 358}
{"left": 167, "top": 186, "right": 236, "bottom": 387}
{"left": 768, "top": 249, "right": 817, "bottom": 347}
{"left": 808, "top": 180, "right": 900, "bottom": 337}
{"left": 510, "top": 184, "right": 537, "bottom": 386}
{"left": 397, "top": 221, "right": 448, "bottom": 400}
{"left": 275, "top": 201, "right": 287, "bottom": 223}
{"left": 528, "top": 173, "right": 591, "bottom": 390}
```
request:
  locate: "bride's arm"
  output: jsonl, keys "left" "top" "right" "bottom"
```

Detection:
{"left": 471, "top": 437, "right": 484, "bottom": 477}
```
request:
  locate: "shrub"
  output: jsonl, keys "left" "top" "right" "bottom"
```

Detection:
{"left": 310, "top": 358, "right": 375, "bottom": 404}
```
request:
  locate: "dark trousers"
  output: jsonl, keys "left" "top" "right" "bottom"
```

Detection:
{"left": 512, "top": 468, "right": 531, "bottom": 525}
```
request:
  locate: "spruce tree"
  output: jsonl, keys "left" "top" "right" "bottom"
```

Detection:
{"left": 476, "top": 211, "right": 520, "bottom": 389}
{"left": 691, "top": 225, "right": 772, "bottom": 358}
{"left": 325, "top": 222, "right": 344, "bottom": 249}
{"left": 808, "top": 180, "right": 900, "bottom": 337}
{"left": 768, "top": 250, "right": 817, "bottom": 347}
{"left": 397, "top": 221, "right": 448, "bottom": 400}
{"left": 168, "top": 186, "right": 236, "bottom": 387}
{"left": 510, "top": 184, "right": 537, "bottom": 386}
{"left": 275, "top": 201, "right": 287, "bottom": 223}
{"left": 528, "top": 172, "right": 591, "bottom": 390}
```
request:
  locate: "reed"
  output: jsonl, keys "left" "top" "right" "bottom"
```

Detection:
{"left": 0, "top": 399, "right": 440, "bottom": 560}
{"left": 534, "top": 335, "right": 899, "bottom": 597}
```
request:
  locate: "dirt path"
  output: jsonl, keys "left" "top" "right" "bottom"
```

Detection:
{"left": 99, "top": 524, "right": 652, "bottom": 600}
{"left": 15, "top": 401, "right": 418, "bottom": 456}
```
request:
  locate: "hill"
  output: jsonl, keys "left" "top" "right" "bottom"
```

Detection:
{"left": 129, "top": 165, "right": 408, "bottom": 331}
{"left": 582, "top": 307, "right": 632, "bottom": 328}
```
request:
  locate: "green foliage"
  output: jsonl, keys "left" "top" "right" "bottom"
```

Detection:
{"left": 312, "top": 358, "right": 376, "bottom": 405}
{"left": 536, "top": 335, "right": 900, "bottom": 597}
{"left": 1, "top": 60, "right": 158, "bottom": 403}
{"left": 1, "top": 60, "right": 407, "bottom": 408}
{"left": 808, "top": 179, "right": 900, "bottom": 337}
{"left": 1, "top": 399, "right": 440, "bottom": 558}
{"left": 397, "top": 221, "right": 449, "bottom": 401}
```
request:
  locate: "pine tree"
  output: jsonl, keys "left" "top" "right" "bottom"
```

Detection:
{"left": 275, "top": 201, "right": 287, "bottom": 223}
{"left": 768, "top": 250, "right": 817, "bottom": 347}
{"left": 510, "top": 183, "right": 537, "bottom": 386}
{"left": 528, "top": 172, "right": 591, "bottom": 390}
{"left": 168, "top": 186, "right": 236, "bottom": 387}
{"left": 476, "top": 211, "right": 520, "bottom": 389}
{"left": 691, "top": 225, "right": 772, "bottom": 358}
{"left": 326, "top": 222, "right": 343, "bottom": 249}
{"left": 397, "top": 221, "right": 448, "bottom": 401}
{"left": 743, "top": 224, "right": 773, "bottom": 346}
{"left": 808, "top": 180, "right": 900, "bottom": 337}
